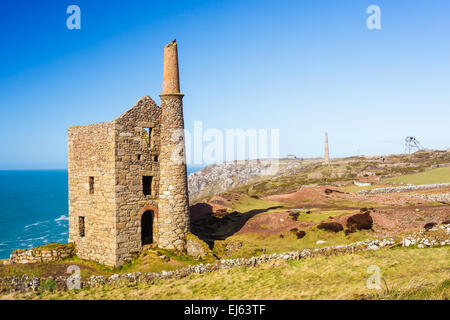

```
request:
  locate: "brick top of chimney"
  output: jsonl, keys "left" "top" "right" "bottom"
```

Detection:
{"left": 162, "top": 40, "right": 180, "bottom": 95}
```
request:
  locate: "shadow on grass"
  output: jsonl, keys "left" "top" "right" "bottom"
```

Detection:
{"left": 189, "top": 204, "right": 283, "bottom": 248}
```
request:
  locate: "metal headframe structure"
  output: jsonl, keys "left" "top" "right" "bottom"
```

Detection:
{"left": 404, "top": 136, "right": 423, "bottom": 154}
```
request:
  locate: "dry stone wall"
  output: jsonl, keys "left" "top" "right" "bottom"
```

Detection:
{"left": 9, "top": 244, "right": 75, "bottom": 265}
{"left": 358, "top": 183, "right": 450, "bottom": 195}
{"left": 3, "top": 226, "right": 449, "bottom": 293}
{"left": 0, "top": 238, "right": 398, "bottom": 293}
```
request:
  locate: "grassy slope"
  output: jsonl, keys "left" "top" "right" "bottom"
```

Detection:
{"left": 216, "top": 195, "right": 379, "bottom": 257}
{"left": 0, "top": 196, "right": 374, "bottom": 278}
{"left": 385, "top": 167, "right": 450, "bottom": 185}
{"left": 8, "top": 247, "right": 449, "bottom": 300}
{"left": 0, "top": 248, "right": 208, "bottom": 279}
{"left": 227, "top": 229, "right": 376, "bottom": 258}
{"left": 232, "top": 196, "right": 284, "bottom": 213}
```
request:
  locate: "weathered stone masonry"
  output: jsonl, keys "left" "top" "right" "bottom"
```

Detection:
{"left": 157, "top": 41, "right": 190, "bottom": 251}
{"left": 68, "top": 40, "right": 189, "bottom": 267}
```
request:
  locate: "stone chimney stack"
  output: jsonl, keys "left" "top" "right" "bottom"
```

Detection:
{"left": 162, "top": 40, "right": 180, "bottom": 94}
{"left": 157, "top": 40, "right": 190, "bottom": 251}
{"left": 324, "top": 133, "right": 330, "bottom": 166}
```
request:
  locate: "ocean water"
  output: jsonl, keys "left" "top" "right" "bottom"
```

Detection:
{"left": 0, "top": 170, "right": 69, "bottom": 259}
{"left": 0, "top": 166, "right": 202, "bottom": 259}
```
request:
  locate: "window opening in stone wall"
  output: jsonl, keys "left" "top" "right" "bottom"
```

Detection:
{"left": 137, "top": 154, "right": 142, "bottom": 161}
{"left": 89, "top": 176, "right": 94, "bottom": 195}
{"left": 143, "top": 176, "right": 153, "bottom": 196}
{"left": 154, "top": 155, "right": 158, "bottom": 162}
{"left": 79, "top": 216, "right": 85, "bottom": 237}
{"left": 142, "top": 127, "right": 152, "bottom": 147}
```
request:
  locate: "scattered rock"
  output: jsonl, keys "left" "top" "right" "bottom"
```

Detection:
{"left": 403, "top": 238, "right": 412, "bottom": 247}
{"left": 424, "top": 222, "right": 437, "bottom": 231}
{"left": 186, "top": 233, "right": 212, "bottom": 260}
{"left": 225, "top": 240, "right": 243, "bottom": 254}
{"left": 402, "top": 224, "right": 450, "bottom": 248}
{"left": 316, "top": 240, "right": 326, "bottom": 244}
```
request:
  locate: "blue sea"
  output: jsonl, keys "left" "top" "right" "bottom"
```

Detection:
{"left": 0, "top": 166, "right": 202, "bottom": 259}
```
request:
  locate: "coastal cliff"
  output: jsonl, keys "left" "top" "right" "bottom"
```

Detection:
{"left": 187, "top": 158, "right": 320, "bottom": 203}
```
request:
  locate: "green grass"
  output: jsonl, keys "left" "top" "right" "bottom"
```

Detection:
{"left": 223, "top": 228, "right": 377, "bottom": 258}
{"left": 7, "top": 247, "right": 448, "bottom": 300}
{"left": 385, "top": 167, "right": 450, "bottom": 185}
{"left": 343, "top": 184, "right": 389, "bottom": 194}
{"left": 231, "top": 195, "right": 284, "bottom": 213}
{"left": 362, "top": 278, "right": 450, "bottom": 300}
{"left": 0, "top": 249, "right": 208, "bottom": 279}
{"left": 293, "top": 209, "right": 354, "bottom": 223}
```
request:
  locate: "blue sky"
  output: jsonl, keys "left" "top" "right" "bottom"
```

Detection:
{"left": 0, "top": 0, "right": 449, "bottom": 169}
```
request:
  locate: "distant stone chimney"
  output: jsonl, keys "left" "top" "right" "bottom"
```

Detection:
{"left": 158, "top": 40, "right": 190, "bottom": 251}
{"left": 324, "top": 133, "right": 330, "bottom": 166}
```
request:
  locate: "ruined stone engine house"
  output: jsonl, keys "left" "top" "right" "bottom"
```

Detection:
{"left": 68, "top": 41, "right": 190, "bottom": 267}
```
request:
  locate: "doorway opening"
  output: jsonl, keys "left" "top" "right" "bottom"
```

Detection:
{"left": 141, "top": 210, "right": 154, "bottom": 246}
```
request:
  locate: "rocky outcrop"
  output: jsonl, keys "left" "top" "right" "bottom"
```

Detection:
{"left": 188, "top": 160, "right": 280, "bottom": 203}
{"left": 186, "top": 233, "right": 212, "bottom": 260}
{"left": 188, "top": 158, "right": 320, "bottom": 203}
